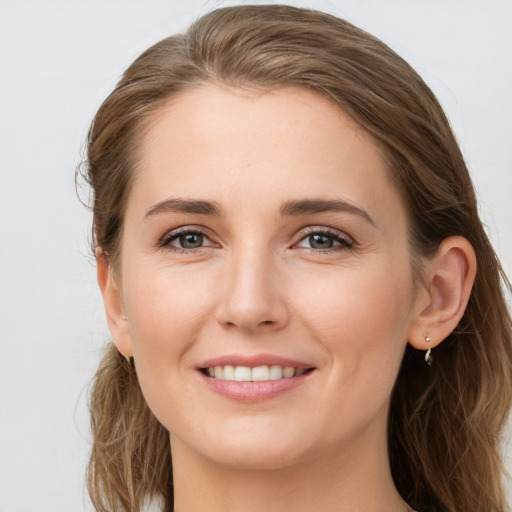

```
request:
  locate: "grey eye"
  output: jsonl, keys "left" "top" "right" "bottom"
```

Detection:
{"left": 161, "top": 228, "right": 217, "bottom": 252}
{"left": 175, "top": 232, "right": 204, "bottom": 249}
{"left": 296, "top": 230, "right": 353, "bottom": 251}
{"left": 308, "top": 234, "right": 334, "bottom": 249}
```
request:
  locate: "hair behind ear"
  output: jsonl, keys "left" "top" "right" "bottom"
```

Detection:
{"left": 389, "top": 233, "right": 511, "bottom": 512}
{"left": 87, "top": 344, "right": 173, "bottom": 512}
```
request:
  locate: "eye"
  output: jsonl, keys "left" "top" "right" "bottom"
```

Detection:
{"left": 296, "top": 229, "right": 353, "bottom": 251}
{"left": 173, "top": 232, "right": 204, "bottom": 249}
{"left": 160, "top": 228, "right": 216, "bottom": 251}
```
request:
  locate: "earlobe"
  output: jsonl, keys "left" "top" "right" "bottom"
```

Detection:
{"left": 408, "top": 236, "right": 477, "bottom": 351}
{"left": 96, "top": 248, "right": 133, "bottom": 358}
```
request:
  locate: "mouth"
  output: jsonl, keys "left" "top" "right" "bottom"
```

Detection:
{"left": 197, "top": 355, "right": 316, "bottom": 401}
{"left": 200, "top": 364, "right": 314, "bottom": 381}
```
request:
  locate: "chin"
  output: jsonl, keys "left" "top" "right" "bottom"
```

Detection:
{"left": 172, "top": 418, "right": 316, "bottom": 471}
{"left": 204, "top": 441, "right": 308, "bottom": 471}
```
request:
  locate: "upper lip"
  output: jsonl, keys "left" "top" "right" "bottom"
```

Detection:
{"left": 199, "top": 354, "right": 314, "bottom": 369}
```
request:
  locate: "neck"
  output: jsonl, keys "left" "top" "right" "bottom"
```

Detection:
{"left": 170, "top": 420, "right": 409, "bottom": 512}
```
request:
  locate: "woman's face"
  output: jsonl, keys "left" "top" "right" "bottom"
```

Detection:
{"left": 114, "top": 85, "right": 421, "bottom": 469}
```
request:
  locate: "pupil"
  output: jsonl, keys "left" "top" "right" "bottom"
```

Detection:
{"left": 180, "top": 233, "right": 203, "bottom": 248}
{"left": 310, "top": 234, "right": 333, "bottom": 249}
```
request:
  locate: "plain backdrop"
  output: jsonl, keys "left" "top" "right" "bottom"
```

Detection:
{"left": 0, "top": 1, "right": 511, "bottom": 511}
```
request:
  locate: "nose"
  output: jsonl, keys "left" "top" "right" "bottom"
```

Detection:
{"left": 215, "top": 245, "right": 290, "bottom": 333}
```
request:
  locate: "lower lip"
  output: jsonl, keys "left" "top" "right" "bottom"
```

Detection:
{"left": 199, "top": 371, "right": 312, "bottom": 402}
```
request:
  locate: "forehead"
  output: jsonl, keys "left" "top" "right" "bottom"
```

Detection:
{"left": 142, "top": 85, "right": 380, "bottom": 161}
{"left": 128, "top": 84, "right": 405, "bottom": 227}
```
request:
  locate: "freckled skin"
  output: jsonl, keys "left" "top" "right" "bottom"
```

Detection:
{"left": 115, "top": 85, "right": 420, "bottom": 511}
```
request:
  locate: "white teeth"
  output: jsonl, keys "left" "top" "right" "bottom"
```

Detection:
{"left": 223, "top": 365, "right": 235, "bottom": 380}
{"left": 205, "top": 364, "right": 308, "bottom": 381}
{"left": 283, "top": 366, "right": 295, "bottom": 378}
{"left": 234, "top": 366, "right": 252, "bottom": 381}
{"left": 214, "top": 365, "right": 235, "bottom": 380}
{"left": 269, "top": 365, "right": 283, "bottom": 380}
{"left": 252, "top": 365, "right": 270, "bottom": 381}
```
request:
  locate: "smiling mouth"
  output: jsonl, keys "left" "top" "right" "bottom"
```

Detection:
{"left": 200, "top": 365, "right": 314, "bottom": 381}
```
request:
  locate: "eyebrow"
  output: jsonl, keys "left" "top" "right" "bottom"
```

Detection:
{"left": 145, "top": 198, "right": 223, "bottom": 219}
{"left": 144, "top": 197, "right": 374, "bottom": 226}
{"left": 280, "top": 199, "right": 375, "bottom": 226}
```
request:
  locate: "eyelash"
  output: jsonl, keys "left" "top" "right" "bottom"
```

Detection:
{"left": 295, "top": 227, "right": 354, "bottom": 253}
{"left": 159, "top": 227, "right": 216, "bottom": 253}
{"left": 158, "top": 227, "right": 354, "bottom": 253}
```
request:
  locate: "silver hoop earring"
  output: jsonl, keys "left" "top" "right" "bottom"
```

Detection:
{"left": 424, "top": 336, "right": 433, "bottom": 366}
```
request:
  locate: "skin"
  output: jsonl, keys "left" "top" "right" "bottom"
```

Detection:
{"left": 99, "top": 85, "right": 476, "bottom": 512}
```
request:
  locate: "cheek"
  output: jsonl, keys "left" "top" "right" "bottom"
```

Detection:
{"left": 121, "top": 265, "right": 216, "bottom": 428}
{"left": 290, "top": 268, "right": 412, "bottom": 440}
{"left": 296, "top": 260, "right": 412, "bottom": 337}
{"left": 122, "top": 263, "right": 216, "bottom": 366}
{"left": 293, "top": 262, "right": 413, "bottom": 386}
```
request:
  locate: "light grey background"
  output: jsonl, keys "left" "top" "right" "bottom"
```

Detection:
{"left": 0, "top": 1, "right": 510, "bottom": 511}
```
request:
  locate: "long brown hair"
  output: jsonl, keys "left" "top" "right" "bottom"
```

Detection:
{"left": 80, "top": 5, "right": 512, "bottom": 511}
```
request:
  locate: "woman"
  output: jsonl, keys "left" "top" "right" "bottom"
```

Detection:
{"left": 81, "top": 5, "right": 512, "bottom": 512}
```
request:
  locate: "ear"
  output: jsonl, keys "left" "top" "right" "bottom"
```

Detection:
{"left": 96, "top": 248, "right": 133, "bottom": 358}
{"left": 408, "top": 236, "right": 477, "bottom": 351}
